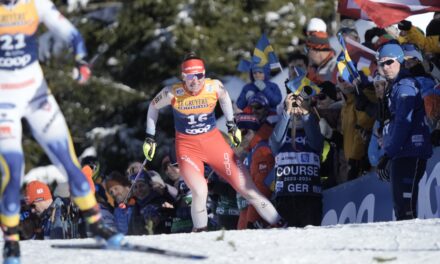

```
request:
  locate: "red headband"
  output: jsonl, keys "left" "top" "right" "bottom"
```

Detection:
{"left": 181, "top": 59, "right": 205, "bottom": 74}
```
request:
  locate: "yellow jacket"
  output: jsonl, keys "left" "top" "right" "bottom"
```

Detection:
{"left": 400, "top": 26, "right": 440, "bottom": 54}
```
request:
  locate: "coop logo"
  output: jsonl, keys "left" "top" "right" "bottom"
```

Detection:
{"left": 0, "top": 54, "right": 31, "bottom": 68}
{"left": 321, "top": 193, "right": 376, "bottom": 225}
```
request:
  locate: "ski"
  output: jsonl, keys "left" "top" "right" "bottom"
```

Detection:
{"left": 51, "top": 242, "right": 208, "bottom": 260}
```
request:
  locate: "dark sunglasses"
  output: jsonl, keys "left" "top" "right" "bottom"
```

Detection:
{"left": 183, "top": 73, "right": 205, "bottom": 80}
{"left": 379, "top": 59, "right": 396, "bottom": 67}
{"left": 241, "top": 129, "right": 250, "bottom": 137}
{"left": 337, "top": 76, "right": 346, "bottom": 83}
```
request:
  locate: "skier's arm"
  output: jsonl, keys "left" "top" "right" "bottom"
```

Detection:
{"left": 216, "top": 80, "right": 234, "bottom": 122}
{"left": 37, "top": 0, "right": 87, "bottom": 60}
{"left": 146, "top": 87, "right": 173, "bottom": 136}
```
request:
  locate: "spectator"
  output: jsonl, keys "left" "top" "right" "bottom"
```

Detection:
{"left": 376, "top": 43, "right": 432, "bottom": 220}
{"left": 235, "top": 113, "right": 274, "bottom": 229}
{"left": 236, "top": 64, "right": 282, "bottom": 111}
{"left": 269, "top": 94, "right": 324, "bottom": 227}
{"left": 105, "top": 171, "right": 134, "bottom": 235}
{"left": 129, "top": 170, "right": 171, "bottom": 235}
{"left": 338, "top": 74, "right": 375, "bottom": 180}
{"left": 306, "top": 31, "right": 337, "bottom": 85}
{"left": 24, "top": 181, "right": 82, "bottom": 239}
{"left": 315, "top": 81, "right": 346, "bottom": 187}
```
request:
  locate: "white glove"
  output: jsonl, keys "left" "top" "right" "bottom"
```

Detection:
{"left": 254, "top": 80, "right": 266, "bottom": 91}
{"left": 319, "top": 118, "right": 333, "bottom": 139}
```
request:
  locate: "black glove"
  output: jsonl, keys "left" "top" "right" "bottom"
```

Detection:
{"left": 398, "top": 20, "right": 412, "bottom": 31}
{"left": 376, "top": 155, "right": 390, "bottom": 182}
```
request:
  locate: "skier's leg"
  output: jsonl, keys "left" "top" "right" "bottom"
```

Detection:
{"left": 25, "top": 92, "right": 122, "bottom": 244}
{"left": 0, "top": 107, "right": 24, "bottom": 263}
{"left": 175, "top": 138, "right": 207, "bottom": 230}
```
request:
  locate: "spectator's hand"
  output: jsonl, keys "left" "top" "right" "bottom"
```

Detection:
{"left": 254, "top": 80, "right": 266, "bottom": 91}
{"left": 143, "top": 135, "right": 157, "bottom": 161}
{"left": 319, "top": 118, "right": 333, "bottom": 139}
{"left": 226, "top": 121, "right": 241, "bottom": 147}
{"left": 73, "top": 59, "right": 91, "bottom": 84}
{"left": 376, "top": 155, "right": 390, "bottom": 182}
{"left": 150, "top": 172, "right": 166, "bottom": 191}
{"left": 398, "top": 20, "right": 412, "bottom": 31}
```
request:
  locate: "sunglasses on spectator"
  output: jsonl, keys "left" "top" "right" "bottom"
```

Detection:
{"left": 241, "top": 129, "right": 251, "bottom": 137}
{"left": 183, "top": 73, "right": 205, "bottom": 80}
{"left": 163, "top": 161, "right": 178, "bottom": 169}
{"left": 379, "top": 59, "right": 396, "bottom": 67}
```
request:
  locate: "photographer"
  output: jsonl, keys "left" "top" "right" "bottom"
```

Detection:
{"left": 269, "top": 93, "right": 324, "bottom": 227}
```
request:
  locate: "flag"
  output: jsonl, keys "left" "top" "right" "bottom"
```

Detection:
{"left": 237, "top": 33, "right": 282, "bottom": 73}
{"left": 336, "top": 33, "right": 360, "bottom": 84}
{"left": 338, "top": 0, "right": 370, "bottom": 20}
{"left": 345, "top": 37, "right": 377, "bottom": 79}
{"left": 340, "top": 0, "right": 440, "bottom": 28}
{"left": 285, "top": 67, "right": 321, "bottom": 98}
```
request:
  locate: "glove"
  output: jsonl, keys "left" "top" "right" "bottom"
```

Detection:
{"left": 73, "top": 59, "right": 91, "bottom": 84}
{"left": 376, "top": 155, "right": 390, "bottom": 182}
{"left": 254, "top": 80, "right": 266, "bottom": 91}
{"left": 226, "top": 121, "right": 241, "bottom": 148}
{"left": 319, "top": 118, "right": 333, "bottom": 139}
{"left": 142, "top": 135, "right": 157, "bottom": 161}
{"left": 397, "top": 20, "right": 412, "bottom": 31}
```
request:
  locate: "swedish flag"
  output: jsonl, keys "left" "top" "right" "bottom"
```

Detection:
{"left": 285, "top": 69, "right": 321, "bottom": 98}
{"left": 237, "top": 34, "right": 281, "bottom": 72}
{"left": 336, "top": 32, "right": 360, "bottom": 83}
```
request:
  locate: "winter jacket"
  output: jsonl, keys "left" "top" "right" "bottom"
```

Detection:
{"left": 383, "top": 70, "right": 432, "bottom": 159}
{"left": 400, "top": 26, "right": 440, "bottom": 54}
{"left": 236, "top": 65, "right": 282, "bottom": 110}
{"left": 340, "top": 93, "right": 375, "bottom": 161}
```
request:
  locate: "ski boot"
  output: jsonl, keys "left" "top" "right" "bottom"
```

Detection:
{"left": 269, "top": 218, "right": 288, "bottom": 229}
{"left": 3, "top": 241, "right": 20, "bottom": 264}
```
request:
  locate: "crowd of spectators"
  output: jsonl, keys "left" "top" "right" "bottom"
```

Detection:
{"left": 17, "top": 13, "right": 440, "bottom": 238}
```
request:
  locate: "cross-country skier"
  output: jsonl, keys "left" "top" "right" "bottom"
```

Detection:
{"left": 0, "top": 1, "right": 122, "bottom": 263}
{"left": 143, "top": 52, "right": 285, "bottom": 231}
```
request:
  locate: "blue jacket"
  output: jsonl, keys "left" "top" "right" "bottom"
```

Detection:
{"left": 236, "top": 65, "right": 282, "bottom": 110}
{"left": 382, "top": 70, "right": 432, "bottom": 159}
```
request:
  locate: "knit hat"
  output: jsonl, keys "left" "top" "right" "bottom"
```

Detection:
{"left": 378, "top": 43, "right": 404, "bottom": 64}
{"left": 25, "top": 181, "right": 52, "bottom": 205}
{"left": 307, "top": 18, "right": 327, "bottom": 33}
{"left": 306, "top": 31, "right": 331, "bottom": 51}
{"left": 105, "top": 171, "right": 130, "bottom": 190}
{"left": 235, "top": 113, "right": 261, "bottom": 131}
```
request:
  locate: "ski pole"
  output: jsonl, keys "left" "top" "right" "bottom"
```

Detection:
{"left": 118, "top": 159, "right": 148, "bottom": 209}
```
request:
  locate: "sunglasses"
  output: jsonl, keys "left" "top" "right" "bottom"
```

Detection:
{"left": 337, "top": 76, "right": 346, "bottom": 83}
{"left": 241, "top": 129, "right": 250, "bottom": 137}
{"left": 183, "top": 73, "right": 205, "bottom": 80}
{"left": 379, "top": 59, "right": 396, "bottom": 67}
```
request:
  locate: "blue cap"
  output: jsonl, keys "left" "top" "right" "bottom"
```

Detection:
{"left": 378, "top": 43, "right": 404, "bottom": 64}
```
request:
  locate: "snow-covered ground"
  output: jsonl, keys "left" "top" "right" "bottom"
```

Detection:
{"left": 13, "top": 218, "right": 440, "bottom": 264}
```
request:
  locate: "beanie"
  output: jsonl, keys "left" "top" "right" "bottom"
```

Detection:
{"left": 26, "top": 181, "right": 52, "bottom": 205}
{"left": 306, "top": 31, "right": 331, "bottom": 51}
{"left": 235, "top": 113, "right": 261, "bottom": 131}
{"left": 307, "top": 18, "right": 327, "bottom": 33}
{"left": 378, "top": 43, "right": 404, "bottom": 64}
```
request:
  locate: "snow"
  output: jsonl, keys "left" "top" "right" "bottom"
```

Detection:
{"left": 13, "top": 218, "right": 440, "bottom": 264}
